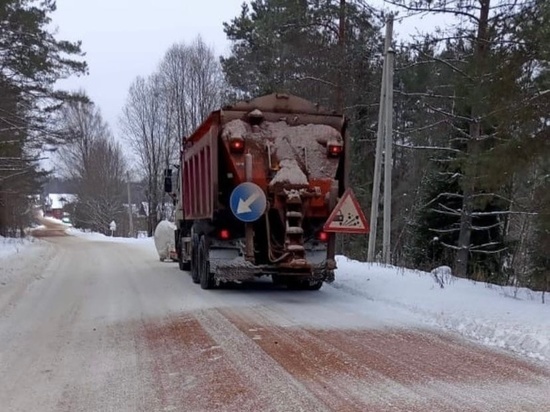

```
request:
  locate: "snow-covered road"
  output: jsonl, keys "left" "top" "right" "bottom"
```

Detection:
{"left": 0, "top": 235, "right": 549, "bottom": 411}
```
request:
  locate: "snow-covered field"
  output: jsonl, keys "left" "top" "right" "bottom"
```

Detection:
{"left": 2, "top": 230, "right": 549, "bottom": 364}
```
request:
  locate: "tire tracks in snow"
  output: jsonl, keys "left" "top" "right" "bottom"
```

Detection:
{"left": 216, "top": 304, "right": 550, "bottom": 412}
{"left": 137, "top": 310, "right": 330, "bottom": 412}
{"left": 3, "top": 236, "right": 549, "bottom": 411}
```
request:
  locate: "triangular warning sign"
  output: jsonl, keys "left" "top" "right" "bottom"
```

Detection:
{"left": 323, "top": 189, "right": 369, "bottom": 234}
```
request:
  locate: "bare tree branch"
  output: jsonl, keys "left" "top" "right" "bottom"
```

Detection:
{"left": 394, "top": 142, "right": 463, "bottom": 153}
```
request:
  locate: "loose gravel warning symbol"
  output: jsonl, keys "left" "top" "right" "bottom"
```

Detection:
{"left": 323, "top": 189, "right": 369, "bottom": 234}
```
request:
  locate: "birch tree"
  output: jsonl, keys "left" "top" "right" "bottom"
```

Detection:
{"left": 159, "top": 37, "right": 226, "bottom": 138}
{"left": 121, "top": 37, "right": 225, "bottom": 235}
{"left": 120, "top": 76, "right": 167, "bottom": 235}
{"left": 57, "top": 97, "right": 127, "bottom": 234}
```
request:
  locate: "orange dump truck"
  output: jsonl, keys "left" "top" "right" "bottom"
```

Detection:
{"left": 165, "top": 93, "right": 367, "bottom": 290}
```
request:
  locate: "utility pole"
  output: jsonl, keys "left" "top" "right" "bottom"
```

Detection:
{"left": 338, "top": 0, "right": 351, "bottom": 191}
{"left": 337, "top": 0, "right": 346, "bottom": 113}
{"left": 367, "top": 15, "right": 394, "bottom": 262}
{"left": 127, "top": 171, "right": 134, "bottom": 238}
{"left": 337, "top": 0, "right": 350, "bottom": 255}
{"left": 382, "top": 46, "right": 395, "bottom": 264}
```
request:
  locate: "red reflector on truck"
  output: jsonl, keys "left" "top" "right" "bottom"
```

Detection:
{"left": 229, "top": 138, "right": 245, "bottom": 153}
{"left": 327, "top": 144, "right": 343, "bottom": 157}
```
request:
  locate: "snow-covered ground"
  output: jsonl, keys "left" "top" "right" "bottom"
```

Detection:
{"left": 2, "top": 231, "right": 549, "bottom": 364}
{"left": 67, "top": 228, "right": 155, "bottom": 246}
{"left": 333, "top": 256, "right": 550, "bottom": 363}
{"left": 0, "top": 236, "right": 38, "bottom": 261}
{"left": 0, "top": 236, "right": 54, "bottom": 288}
{"left": 69, "top": 231, "right": 550, "bottom": 363}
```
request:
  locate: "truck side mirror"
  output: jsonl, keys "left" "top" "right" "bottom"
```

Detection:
{"left": 163, "top": 168, "right": 173, "bottom": 193}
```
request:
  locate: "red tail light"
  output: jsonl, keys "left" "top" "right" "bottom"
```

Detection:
{"left": 219, "top": 229, "right": 231, "bottom": 240}
{"left": 327, "top": 143, "right": 343, "bottom": 157}
{"left": 229, "top": 138, "right": 245, "bottom": 154}
{"left": 318, "top": 231, "right": 329, "bottom": 242}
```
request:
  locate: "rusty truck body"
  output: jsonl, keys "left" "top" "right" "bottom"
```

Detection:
{"left": 166, "top": 93, "right": 350, "bottom": 290}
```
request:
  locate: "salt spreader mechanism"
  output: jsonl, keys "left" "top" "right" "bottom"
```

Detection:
{"left": 165, "top": 93, "right": 369, "bottom": 290}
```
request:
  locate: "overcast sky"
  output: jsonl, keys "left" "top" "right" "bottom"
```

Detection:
{"left": 52, "top": 0, "right": 248, "bottom": 133}
{"left": 51, "top": 1, "right": 451, "bottom": 137}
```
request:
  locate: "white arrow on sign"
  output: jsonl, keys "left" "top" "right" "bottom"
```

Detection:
{"left": 237, "top": 192, "right": 261, "bottom": 214}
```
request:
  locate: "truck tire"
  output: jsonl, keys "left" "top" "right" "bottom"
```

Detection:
{"left": 190, "top": 233, "right": 200, "bottom": 284}
{"left": 285, "top": 278, "right": 323, "bottom": 291}
{"left": 303, "top": 280, "right": 323, "bottom": 291}
{"left": 199, "top": 236, "right": 214, "bottom": 290}
{"left": 179, "top": 258, "right": 191, "bottom": 271}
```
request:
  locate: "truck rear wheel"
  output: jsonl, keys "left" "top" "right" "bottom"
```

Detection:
{"left": 303, "top": 280, "right": 323, "bottom": 290}
{"left": 190, "top": 233, "right": 200, "bottom": 284}
{"left": 199, "top": 236, "right": 214, "bottom": 290}
{"left": 284, "top": 278, "right": 323, "bottom": 291}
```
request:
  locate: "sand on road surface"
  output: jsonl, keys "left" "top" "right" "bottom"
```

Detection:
{"left": 0, "top": 235, "right": 549, "bottom": 412}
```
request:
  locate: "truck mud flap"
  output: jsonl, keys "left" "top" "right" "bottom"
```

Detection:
{"left": 311, "top": 264, "right": 335, "bottom": 283}
{"left": 212, "top": 258, "right": 260, "bottom": 282}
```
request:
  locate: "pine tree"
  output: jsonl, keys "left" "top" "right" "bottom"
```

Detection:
{"left": 222, "top": 0, "right": 383, "bottom": 259}
{"left": 0, "top": 0, "right": 87, "bottom": 235}
{"left": 387, "top": 0, "right": 549, "bottom": 281}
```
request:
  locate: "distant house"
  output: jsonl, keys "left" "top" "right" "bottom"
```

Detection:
{"left": 44, "top": 193, "right": 77, "bottom": 220}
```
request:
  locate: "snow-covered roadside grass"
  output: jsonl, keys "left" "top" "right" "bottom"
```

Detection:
{"left": 68, "top": 229, "right": 159, "bottom": 259}
{"left": 68, "top": 229, "right": 153, "bottom": 245}
{"left": 332, "top": 256, "right": 550, "bottom": 363}
{"left": 0, "top": 236, "right": 54, "bottom": 290}
{"left": 0, "top": 236, "right": 39, "bottom": 261}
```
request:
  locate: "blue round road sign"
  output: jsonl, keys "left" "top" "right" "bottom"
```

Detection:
{"left": 230, "top": 182, "right": 267, "bottom": 223}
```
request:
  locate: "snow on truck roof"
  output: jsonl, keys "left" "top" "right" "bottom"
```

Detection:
{"left": 186, "top": 93, "right": 345, "bottom": 145}
{"left": 224, "top": 93, "right": 341, "bottom": 117}
{"left": 223, "top": 119, "right": 343, "bottom": 184}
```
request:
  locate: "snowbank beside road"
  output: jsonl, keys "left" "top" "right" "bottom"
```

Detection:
{"left": 68, "top": 229, "right": 154, "bottom": 246}
{"left": 0, "top": 236, "right": 53, "bottom": 288}
{"left": 153, "top": 221, "right": 176, "bottom": 261}
{"left": 0, "top": 236, "right": 35, "bottom": 260}
{"left": 332, "top": 256, "right": 550, "bottom": 362}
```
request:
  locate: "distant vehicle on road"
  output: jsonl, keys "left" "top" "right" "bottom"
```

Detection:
{"left": 61, "top": 217, "right": 73, "bottom": 227}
